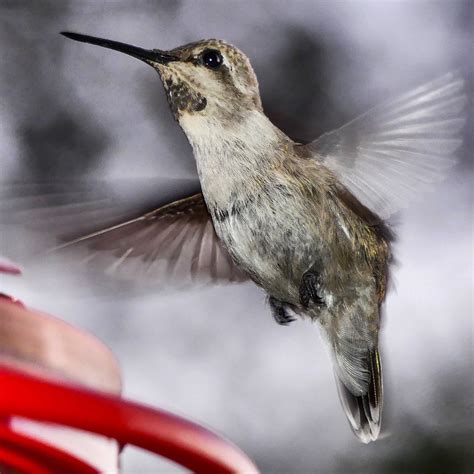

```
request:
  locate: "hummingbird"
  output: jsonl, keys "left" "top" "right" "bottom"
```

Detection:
{"left": 60, "top": 32, "right": 465, "bottom": 443}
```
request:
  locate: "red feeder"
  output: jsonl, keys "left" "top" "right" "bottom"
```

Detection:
{"left": 0, "top": 282, "right": 258, "bottom": 473}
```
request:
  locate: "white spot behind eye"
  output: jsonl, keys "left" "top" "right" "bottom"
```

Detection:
{"left": 222, "top": 55, "right": 231, "bottom": 69}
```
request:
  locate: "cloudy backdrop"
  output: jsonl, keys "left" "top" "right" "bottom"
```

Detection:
{"left": 0, "top": 1, "right": 472, "bottom": 472}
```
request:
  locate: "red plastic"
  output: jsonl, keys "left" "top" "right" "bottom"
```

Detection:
{"left": 0, "top": 366, "right": 258, "bottom": 473}
{"left": 0, "top": 423, "right": 98, "bottom": 474}
{"left": 0, "top": 446, "right": 52, "bottom": 474}
{"left": 0, "top": 293, "right": 25, "bottom": 307}
{"left": 0, "top": 260, "right": 21, "bottom": 275}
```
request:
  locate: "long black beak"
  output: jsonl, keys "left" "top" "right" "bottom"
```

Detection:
{"left": 61, "top": 32, "right": 178, "bottom": 65}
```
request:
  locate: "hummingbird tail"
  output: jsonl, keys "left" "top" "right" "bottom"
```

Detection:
{"left": 334, "top": 348, "right": 383, "bottom": 443}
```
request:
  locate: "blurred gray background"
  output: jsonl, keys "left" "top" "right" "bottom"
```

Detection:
{"left": 0, "top": 1, "right": 472, "bottom": 472}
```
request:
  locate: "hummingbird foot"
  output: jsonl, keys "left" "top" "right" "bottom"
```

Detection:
{"left": 299, "top": 271, "right": 325, "bottom": 309}
{"left": 268, "top": 296, "right": 296, "bottom": 326}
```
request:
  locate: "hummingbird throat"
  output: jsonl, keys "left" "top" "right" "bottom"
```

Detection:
{"left": 160, "top": 73, "right": 207, "bottom": 118}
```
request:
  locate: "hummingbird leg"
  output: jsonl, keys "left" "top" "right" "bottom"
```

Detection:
{"left": 299, "top": 269, "right": 325, "bottom": 309}
{"left": 268, "top": 296, "right": 296, "bottom": 326}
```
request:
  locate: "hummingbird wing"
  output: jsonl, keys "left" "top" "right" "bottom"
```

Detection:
{"left": 53, "top": 192, "right": 248, "bottom": 285}
{"left": 304, "top": 72, "right": 466, "bottom": 219}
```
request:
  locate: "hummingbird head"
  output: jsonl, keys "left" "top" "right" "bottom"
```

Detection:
{"left": 161, "top": 39, "right": 263, "bottom": 120}
{"left": 61, "top": 33, "right": 263, "bottom": 124}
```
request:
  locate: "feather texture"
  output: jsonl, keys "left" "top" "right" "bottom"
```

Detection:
{"left": 54, "top": 193, "right": 247, "bottom": 285}
{"left": 335, "top": 349, "right": 382, "bottom": 443}
{"left": 306, "top": 72, "right": 466, "bottom": 219}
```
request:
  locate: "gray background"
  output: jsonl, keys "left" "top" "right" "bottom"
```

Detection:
{"left": 0, "top": 1, "right": 472, "bottom": 472}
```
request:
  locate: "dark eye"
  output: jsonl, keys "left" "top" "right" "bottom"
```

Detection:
{"left": 201, "top": 49, "right": 223, "bottom": 69}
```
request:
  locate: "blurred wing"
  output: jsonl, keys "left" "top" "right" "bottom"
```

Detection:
{"left": 55, "top": 193, "right": 247, "bottom": 285}
{"left": 305, "top": 72, "right": 466, "bottom": 219}
{"left": 0, "top": 178, "right": 201, "bottom": 241}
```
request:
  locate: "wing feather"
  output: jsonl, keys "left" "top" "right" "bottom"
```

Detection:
{"left": 55, "top": 193, "right": 248, "bottom": 286}
{"left": 190, "top": 217, "right": 208, "bottom": 281}
{"left": 305, "top": 72, "right": 466, "bottom": 218}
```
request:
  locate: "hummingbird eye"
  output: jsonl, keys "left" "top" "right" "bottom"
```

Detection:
{"left": 201, "top": 49, "right": 223, "bottom": 69}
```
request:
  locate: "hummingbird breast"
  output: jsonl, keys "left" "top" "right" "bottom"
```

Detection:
{"left": 209, "top": 179, "right": 383, "bottom": 321}
{"left": 208, "top": 179, "right": 326, "bottom": 303}
{"left": 183, "top": 110, "right": 384, "bottom": 309}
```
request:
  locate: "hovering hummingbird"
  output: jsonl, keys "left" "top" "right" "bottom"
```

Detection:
{"left": 60, "top": 32, "right": 465, "bottom": 443}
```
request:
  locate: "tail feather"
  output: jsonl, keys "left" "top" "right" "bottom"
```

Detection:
{"left": 335, "top": 349, "right": 383, "bottom": 443}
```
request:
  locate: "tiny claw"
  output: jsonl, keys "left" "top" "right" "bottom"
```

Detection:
{"left": 269, "top": 296, "right": 296, "bottom": 326}
{"left": 280, "top": 315, "right": 296, "bottom": 326}
{"left": 299, "top": 271, "right": 325, "bottom": 309}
